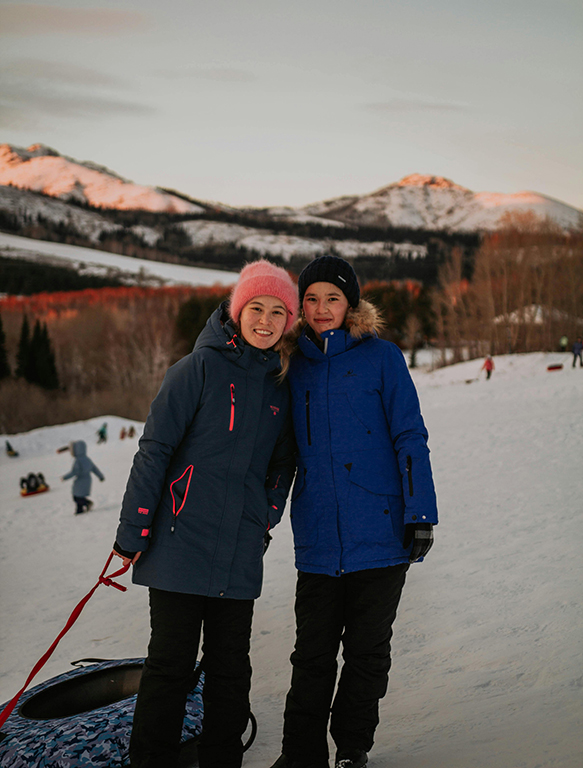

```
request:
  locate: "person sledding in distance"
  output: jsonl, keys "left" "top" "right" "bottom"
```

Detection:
{"left": 61, "top": 440, "right": 105, "bottom": 514}
{"left": 6, "top": 440, "right": 19, "bottom": 457}
{"left": 111, "top": 260, "right": 298, "bottom": 768}
{"left": 270, "top": 255, "right": 438, "bottom": 768}
{"left": 20, "top": 472, "right": 48, "bottom": 495}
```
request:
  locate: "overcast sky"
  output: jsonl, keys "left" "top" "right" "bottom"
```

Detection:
{"left": 0, "top": 0, "right": 581, "bottom": 209}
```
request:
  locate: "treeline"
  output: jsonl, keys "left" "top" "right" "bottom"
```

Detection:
{"left": 0, "top": 255, "right": 124, "bottom": 295}
{"left": 433, "top": 213, "right": 583, "bottom": 362}
{"left": 0, "top": 285, "right": 230, "bottom": 433}
{"left": 0, "top": 275, "right": 434, "bottom": 433}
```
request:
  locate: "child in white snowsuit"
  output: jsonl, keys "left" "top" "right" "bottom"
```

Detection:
{"left": 61, "top": 440, "right": 104, "bottom": 514}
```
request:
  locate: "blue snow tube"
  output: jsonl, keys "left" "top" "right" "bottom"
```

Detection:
{"left": 0, "top": 658, "right": 203, "bottom": 767}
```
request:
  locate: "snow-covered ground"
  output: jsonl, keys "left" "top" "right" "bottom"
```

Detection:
{"left": 0, "top": 232, "right": 239, "bottom": 287}
{"left": 1, "top": 353, "right": 582, "bottom": 768}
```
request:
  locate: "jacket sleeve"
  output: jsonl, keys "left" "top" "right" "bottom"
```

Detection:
{"left": 381, "top": 344, "right": 438, "bottom": 526}
{"left": 114, "top": 353, "right": 205, "bottom": 553}
{"left": 90, "top": 462, "right": 105, "bottom": 481}
{"left": 62, "top": 461, "right": 78, "bottom": 481}
{"left": 265, "top": 409, "right": 297, "bottom": 529}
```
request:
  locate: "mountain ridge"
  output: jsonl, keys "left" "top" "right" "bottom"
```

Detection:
{"left": 1, "top": 143, "right": 581, "bottom": 233}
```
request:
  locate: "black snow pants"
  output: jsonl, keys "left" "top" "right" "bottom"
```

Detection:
{"left": 282, "top": 564, "right": 408, "bottom": 762}
{"left": 129, "top": 588, "right": 254, "bottom": 768}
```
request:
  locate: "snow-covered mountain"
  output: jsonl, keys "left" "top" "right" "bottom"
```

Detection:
{"left": 1, "top": 144, "right": 581, "bottom": 233}
{"left": 296, "top": 174, "right": 583, "bottom": 232}
{"left": 0, "top": 144, "right": 203, "bottom": 214}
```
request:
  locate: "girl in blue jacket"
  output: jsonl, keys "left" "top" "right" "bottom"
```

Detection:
{"left": 271, "top": 256, "right": 438, "bottom": 768}
{"left": 112, "top": 260, "right": 298, "bottom": 768}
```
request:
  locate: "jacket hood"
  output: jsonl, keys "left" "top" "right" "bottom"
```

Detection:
{"left": 282, "top": 299, "right": 384, "bottom": 356}
{"left": 194, "top": 301, "right": 282, "bottom": 373}
{"left": 70, "top": 440, "right": 87, "bottom": 457}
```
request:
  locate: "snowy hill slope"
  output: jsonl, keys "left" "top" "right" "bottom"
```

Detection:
{"left": 0, "top": 144, "right": 203, "bottom": 214}
{"left": 0, "top": 231, "right": 239, "bottom": 287}
{"left": 1, "top": 353, "right": 581, "bottom": 768}
{"left": 298, "top": 174, "right": 583, "bottom": 232}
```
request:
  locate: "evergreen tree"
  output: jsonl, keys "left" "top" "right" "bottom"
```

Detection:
{"left": 26, "top": 319, "right": 42, "bottom": 384}
{"left": 0, "top": 313, "right": 10, "bottom": 380}
{"left": 15, "top": 314, "right": 30, "bottom": 378}
{"left": 15, "top": 317, "right": 60, "bottom": 389}
{"left": 37, "top": 322, "right": 59, "bottom": 390}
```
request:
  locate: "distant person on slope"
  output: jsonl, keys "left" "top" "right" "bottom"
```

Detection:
{"left": 111, "top": 260, "right": 298, "bottom": 768}
{"left": 61, "top": 440, "right": 104, "bottom": 514}
{"left": 96, "top": 422, "right": 108, "bottom": 443}
{"left": 481, "top": 355, "right": 495, "bottom": 380}
{"left": 572, "top": 337, "right": 583, "bottom": 368}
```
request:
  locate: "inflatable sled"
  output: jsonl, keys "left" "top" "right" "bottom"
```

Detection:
{"left": 0, "top": 658, "right": 203, "bottom": 768}
{"left": 547, "top": 363, "right": 563, "bottom": 371}
{"left": 20, "top": 473, "right": 49, "bottom": 497}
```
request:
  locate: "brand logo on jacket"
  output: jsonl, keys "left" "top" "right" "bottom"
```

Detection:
{"left": 344, "top": 370, "right": 356, "bottom": 377}
{"left": 270, "top": 405, "right": 280, "bottom": 415}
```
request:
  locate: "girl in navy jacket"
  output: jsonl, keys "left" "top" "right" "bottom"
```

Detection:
{"left": 112, "top": 260, "right": 298, "bottom": 768}
{"left": 271, "top": 256, "right": 438, "bottom": 768}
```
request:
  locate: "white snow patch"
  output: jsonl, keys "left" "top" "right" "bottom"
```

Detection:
{"left": 1, "top": 353, "right": 582, "bottom": 767}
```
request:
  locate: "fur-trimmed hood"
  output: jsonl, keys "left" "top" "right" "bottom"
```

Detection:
{"left": 281, "top": 299, "right": 385, "bottom": 357}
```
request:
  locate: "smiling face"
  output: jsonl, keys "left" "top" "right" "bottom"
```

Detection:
{"left": 239, "top": 295, "right": 288, "bottom": 349}
{"left": 303, "top": 281, "right": 350, "bottom": 339}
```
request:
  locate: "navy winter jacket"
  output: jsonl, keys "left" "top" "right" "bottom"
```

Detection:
{"left": 62, "top": 440, "right": 104, "bottom": 497}
{"left": 114, "top": 303, "right": 296, "bottom": 600}
{"left": 288, "top": 301, "right": 438, "bottom": 577}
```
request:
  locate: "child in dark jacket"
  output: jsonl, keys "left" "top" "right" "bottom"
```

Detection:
{"left": 61, "top": 440, "right": 104, "bottom": 514}
{"left": 270, "top": 256, "right": 438, "bottom": 768}
{"left": 112, "top": 260, "right": 298, "bottom": 768}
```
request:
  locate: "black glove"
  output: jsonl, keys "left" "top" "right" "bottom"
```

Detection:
{"left": 263, "top": 530, "right": 272, "bottom": 554}
{"left": 403, "top": 523, "right": 434, "bottom": 562}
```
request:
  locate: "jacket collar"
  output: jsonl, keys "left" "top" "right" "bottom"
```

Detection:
{"left": 290, "top": 299, "right": 383, "bottom": 360}
{"left": 196, "top": 301, "right": 282, "bottom": 373}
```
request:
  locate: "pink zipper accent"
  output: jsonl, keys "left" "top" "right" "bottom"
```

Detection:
{"left": 169, "top": 464, "right": 194, "bottom": 531}
{"left": 229, "top": 384, "right": 235, "bottom": 431}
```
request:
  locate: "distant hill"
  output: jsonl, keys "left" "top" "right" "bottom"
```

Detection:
{"left": 291, "top": 174, "right": 583, "bottom": 232}
{"left": 1, "top": 143, "right": 580, "bottom": 232}
{"left": 0, "top": 143, "right": 203, "bottom": 214}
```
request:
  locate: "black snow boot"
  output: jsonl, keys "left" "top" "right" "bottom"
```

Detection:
{"left": 334, "top": 749, "right": 367, "bottom": 768}
{"left": 269, "top": 754, "right": 329, "bottom": 768}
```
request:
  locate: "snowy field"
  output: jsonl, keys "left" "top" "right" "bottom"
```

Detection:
{"left": 1, "top": 352, "right": 581, "bottom": 768}
{"left": 0, "top": 232, "right": 239, "bottom": 287}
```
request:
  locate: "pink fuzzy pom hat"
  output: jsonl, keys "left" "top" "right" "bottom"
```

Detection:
{"left": 229, "top": 259, "right": 299, "bottom": 332}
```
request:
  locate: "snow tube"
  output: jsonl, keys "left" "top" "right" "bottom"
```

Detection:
{"left": 0, "top": 658, "right": 203, "bottom": 767}
{"left": 547, "top": 363, "right": 563, "bottom": 371}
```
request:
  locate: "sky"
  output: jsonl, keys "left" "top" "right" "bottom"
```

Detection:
{"left": 0, "top": 0, "right": 582, "bottom": 209}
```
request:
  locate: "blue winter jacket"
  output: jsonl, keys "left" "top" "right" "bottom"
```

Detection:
{"left": 288, "top": 301, "right": 438, "bottom": 576}
{"left": 114, "top": 303, "right": 296, "bottom": 600}
{"left": 62, "top": 440, "right": 104, "bottom": 497}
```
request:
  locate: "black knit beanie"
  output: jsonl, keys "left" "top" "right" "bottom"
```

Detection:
{"left": 298, "top": 255, "right": 360, "bottom": 308}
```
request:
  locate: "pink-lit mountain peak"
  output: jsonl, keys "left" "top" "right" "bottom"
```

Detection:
{"left": 0, "top": 143, "right": 202, "bottom": 214}
{"left": 391, "top": 174, "right": 470, "bottom": 191}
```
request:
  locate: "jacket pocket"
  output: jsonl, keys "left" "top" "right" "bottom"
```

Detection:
{"left": 229, "top": 384, "right": 235, "bottom": 432}
{"left": 169, "top": 464, "right": 194, "bottom": 532}
{"left": 406, "top": 455, "right": 414, "bottom": 496}
{"left": 290, "top": 466, "right": 317, "bottom": 548}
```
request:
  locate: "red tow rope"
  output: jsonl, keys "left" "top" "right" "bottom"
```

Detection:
{"left": 0, "top": 553, "right": 130, "bottom": 730}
